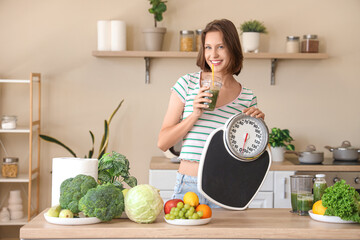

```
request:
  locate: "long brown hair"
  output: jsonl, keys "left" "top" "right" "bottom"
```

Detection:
{"left": 196, "top": 19, "right": 243, "bottom": 76}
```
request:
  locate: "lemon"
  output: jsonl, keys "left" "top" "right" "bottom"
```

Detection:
{"left": 312, "top": 200, "right": 327, "bottom": 215}
{"left": 183, "top": 192, "right": 199, "bottom": 207}
{"left": 122, "top": 188, "right": 129, "bottom": 197}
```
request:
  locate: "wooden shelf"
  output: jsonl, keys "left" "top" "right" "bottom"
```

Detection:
{"left": 0, "top": 173, "right": 38, "bottom": 183}
{"left": 0, "top": 217, "right": 27, "bottom": 226}
{"left": 92, "top": 51, "right": 328, "bottom": 59}
{"left": 92, "top": 51, "right": 329, "bottom": 84}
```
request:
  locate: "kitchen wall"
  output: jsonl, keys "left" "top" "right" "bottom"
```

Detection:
{"left": 0, "top": 0, "right": 359, "bottom": 215}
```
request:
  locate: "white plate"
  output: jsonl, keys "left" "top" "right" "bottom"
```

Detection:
{"left": 164, "top": 217, "right": 211, "bottom": 226}
{"left": 44, "top": 213, "right": 101, "bottom": 225}
{"left": 308, "top": 210, "right": 356, "bottom": 224}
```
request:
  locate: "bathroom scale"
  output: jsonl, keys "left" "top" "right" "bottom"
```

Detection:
{"left": 197, "top": 113, "right": 272, "bottom": 210}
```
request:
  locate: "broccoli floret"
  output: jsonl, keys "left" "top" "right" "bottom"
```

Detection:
{"left": 59, "top": 174, "right": 98, "bottom": 214}
{"left": 78, "top": 183, "right": 124, "bottom": 222}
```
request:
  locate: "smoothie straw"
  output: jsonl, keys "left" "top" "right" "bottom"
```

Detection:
{"left": 211, "top": 64, "right": 214, "bottom": 86}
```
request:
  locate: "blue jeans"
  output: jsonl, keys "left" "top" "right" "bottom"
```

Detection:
{"left": 172, "top": 172, "right": 221, "bottom": 208}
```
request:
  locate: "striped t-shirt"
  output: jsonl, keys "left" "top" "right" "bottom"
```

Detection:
{"left": 172, "top": 71, "right": 258, "bottom": 162}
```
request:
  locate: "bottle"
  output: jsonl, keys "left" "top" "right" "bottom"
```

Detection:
{"left": 286, "top": 36, "right": 300, "bottom": 53}
{"left": 301, "top": 34, "right": 319, "bottom": 53}
{"left": 313, "top": 174, "right": 327, "bottom": 203}
{"left": 180, "top": 30, "right": 194, "bottom": 52}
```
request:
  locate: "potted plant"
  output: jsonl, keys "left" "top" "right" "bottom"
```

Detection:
{"left": 239, "top": 19, "right": 267, "bottom": 53}
{"left": 269, "top": 127, "right": 295, "bottom": 162}
{"left": 143, "top": 0, "right": 167, "bottom": 51}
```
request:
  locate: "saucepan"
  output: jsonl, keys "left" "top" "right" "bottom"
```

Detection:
{"left": 286, "top": 145, "right": 324, "bottom": 164}
{"left": 325, "top": 140, "right": 360, "bottom": 161}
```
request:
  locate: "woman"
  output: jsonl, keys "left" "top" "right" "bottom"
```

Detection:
{"left": 157, "top": 19, "right": 265, "bottom": 207}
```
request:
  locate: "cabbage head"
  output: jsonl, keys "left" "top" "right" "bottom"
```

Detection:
{"left": 125, "top": 184, "right": 163, "bottom": 223}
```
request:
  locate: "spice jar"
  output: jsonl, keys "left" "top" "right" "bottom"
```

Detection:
{"left": 1, "top": 115, "right": 17, "bottom": 129}
{"left": 2, "top": 157, "right": 19, "bottom": 178}
{"left": 301, "top": 34, "right": 319, "bottom": 53}
{"left": 196, "top": 29, "right": 203, "bottom": 52}
{"left": 180, "top": 30, "right": 194, "bottom": 52}
{"left": 286, "top": 36, "right": 300, "bottom": 53}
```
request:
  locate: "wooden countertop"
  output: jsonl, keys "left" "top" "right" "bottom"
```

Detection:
{"left": 20, "top": 209, "right": 360, "bottom": 240}
{"left": 150, "top": 156, "right": 360, "bottom": 171}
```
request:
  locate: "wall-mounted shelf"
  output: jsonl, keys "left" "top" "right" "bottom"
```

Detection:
{"left": 92, "top": 51, "right": 329, "bottom": 84}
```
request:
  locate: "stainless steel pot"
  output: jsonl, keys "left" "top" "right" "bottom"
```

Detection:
{"left": 324, "top": 140, "right": 360, "bottom": 161}
{"left": 286, "top": 145, "right": 324, "bottom": 164}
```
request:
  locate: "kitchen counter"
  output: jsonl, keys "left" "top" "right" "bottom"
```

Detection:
{"left": 20, "top": 209, "right": 360, "bottom": 240}
{"left": 150, "top": 156, "right": 360, "bottom": 171}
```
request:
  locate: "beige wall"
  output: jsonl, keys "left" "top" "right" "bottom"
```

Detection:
{"left": 0, "top": 0, "right": 359, "bottom": 213}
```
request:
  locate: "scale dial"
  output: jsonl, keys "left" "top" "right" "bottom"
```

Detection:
{"left": 224, "top": 114, "right": 269, "bottom": 161}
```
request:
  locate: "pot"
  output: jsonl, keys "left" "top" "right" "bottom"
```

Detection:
{"left": 324, "top": 140, "right": 360, "bottom": 161}
{"left": 286, "top": 145, "right": 324, "bottom": 164}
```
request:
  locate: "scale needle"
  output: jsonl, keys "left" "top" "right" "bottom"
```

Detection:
{"left": 241, "top": 133, "right": 249, "bottom": 154}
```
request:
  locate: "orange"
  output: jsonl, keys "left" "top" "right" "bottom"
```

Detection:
{"left": 183, "top": 192, "right": 199, "bottom": 207}
{"left": 312, "top": 200, "right": 327, "bottom": 215}
{"left": 196, "top": 204, "right": 212, "bottom": 219}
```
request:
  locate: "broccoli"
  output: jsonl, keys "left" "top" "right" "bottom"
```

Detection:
{"left": 322, "top": 179, "right": 360, "bottom": 223}
{"left": 59, "top": 174, "right": 98, "bottom": 214}
{"left": 79, "top": 182, "right": 124, "bottom": 222}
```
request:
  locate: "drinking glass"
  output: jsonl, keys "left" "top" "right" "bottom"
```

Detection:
{"left": 290, "top": 175, "right": 313, "bottom": 214}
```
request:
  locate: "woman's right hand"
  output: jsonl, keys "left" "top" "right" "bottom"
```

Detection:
{"left": 192, "top": 85, "right": 212, "bottom": 117}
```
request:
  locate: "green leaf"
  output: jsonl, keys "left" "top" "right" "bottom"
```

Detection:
{"left": 98, "top": 120, "right": 109, "bottom": 159}
{"left": 39, "top": 134, "right": 77, "bottom": 157}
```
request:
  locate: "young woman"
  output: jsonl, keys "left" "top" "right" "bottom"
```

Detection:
{"left": 158, "top": 19, "right": 265, "bottom": 207}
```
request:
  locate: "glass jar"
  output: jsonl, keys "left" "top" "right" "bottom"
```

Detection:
{"left": 2, "top": 157, "right": 19, "bottom": 178}
{"left": 286, "top": 36, "right": 300, "bottom": 53}
{"left": 1, "top": 115, "right": 17, "bottom": 129}
{"left": 180, "top": 30, "right": 194, "bottom": 52}
{"left": 196, "top": 29, "right": 203, "bottom": 52}
{"left": 301, "top": 34, "right": 319, "bottom": 53}
{"left": 313, "top": 174, "right": 327, "bottom": 203}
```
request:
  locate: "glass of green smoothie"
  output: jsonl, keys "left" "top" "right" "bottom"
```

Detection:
{"left": 201, "top": 75, "right": 222, "bottom": 111}
{"left": 290, "top": 175, "right": 313, "bottom": 214}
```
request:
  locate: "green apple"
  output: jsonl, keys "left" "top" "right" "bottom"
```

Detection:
{"left": 122, "top": 188, "right": 129, "bottom": 197}
{"left": 59, "top": 209, "right": 74, "bottom": 218}
{"left": 46, "top": 205, "right": 61, "bottom": 217}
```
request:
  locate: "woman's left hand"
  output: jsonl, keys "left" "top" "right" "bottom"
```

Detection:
{"left": 243, "top": 107, "right": 265, "bottom": 120}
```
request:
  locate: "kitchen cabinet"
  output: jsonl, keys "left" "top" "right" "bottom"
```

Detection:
{"left": 149, "top": 169, "right": 278, "bottom": 208}
{"left": 92, "top": 51, "right": 329, "bottom": 84}
{"left": 0, "top": 73, "right": 41, "bottom": 226}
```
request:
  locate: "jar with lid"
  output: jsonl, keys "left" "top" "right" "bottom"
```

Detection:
{"left": 301, "top": 34, "right": 319, "bottom": 53}
{"left": 1, "top": 115, "right": 17, "bottom": 129}
{"left": 2, "top": 157, "right": 19, "bottom": 178}
{"left": 180, "top": 30, "right": 194, "bottom": 52}
{"left": 313, "top": 174, "right": 327, "bottom": 203}
{"left": 195, "top": 29, "right": 203, "bottom": 52}
{"left": 286, "top": 36, "right": 300, "bottom": 53}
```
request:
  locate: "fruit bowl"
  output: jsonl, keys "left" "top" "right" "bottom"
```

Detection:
{"left": 164, "top": 217, "right": 211, "bottom": 226}
{"left": 44, "top": 213, "right": 101, "bottom": 225}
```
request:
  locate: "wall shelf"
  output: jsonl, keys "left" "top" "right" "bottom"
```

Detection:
{"left": 92, "top": 51, "right": 329, "bottom": 84}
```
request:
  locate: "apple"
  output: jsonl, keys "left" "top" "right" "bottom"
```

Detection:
{"left": 164, "top": 199, "right": 184, "bottom": 214}
{"left": 59, "top": 209, "right": 74, "bottom": 218}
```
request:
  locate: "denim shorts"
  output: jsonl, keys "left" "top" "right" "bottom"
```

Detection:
{"left": 171, "top": 172, "right": 221, "bottom": 208}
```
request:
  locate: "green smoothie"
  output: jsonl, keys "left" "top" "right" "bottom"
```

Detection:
{"left": 297, "top": 194, "right": 313, "bottom": 216}
{"left": 313, "top": 182, "right": 327, "bottom": 203}
{"left": 291, "top": 192, "right": 298, "bottom": 213}
{"left": 205, "top": 89, "right": 220, "bottom": 111}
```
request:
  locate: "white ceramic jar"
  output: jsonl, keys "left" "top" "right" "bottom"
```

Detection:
{"left": 8, "top": 190, "right": 24, "bottom": 220}
{"left": 0, "top": 207, "right": 10, "bottom": 222}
